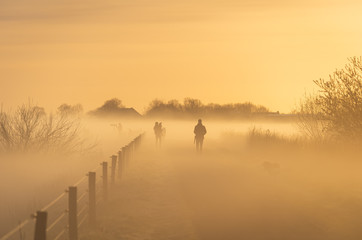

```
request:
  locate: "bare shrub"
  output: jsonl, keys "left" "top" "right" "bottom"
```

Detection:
{"left": 297, "top": 57, "right": 362, "bottom": 140}
{"left": 314, "top": 57, "right": 362, "bottom": 138}
{"left": 0, "top": 103, "right": 86, "bottom": 154}
{"left": 247, "top": 127, "right": 292, "bottom": 146}
{"left": 296, "top": 94, "right": 330, "bottom": 142}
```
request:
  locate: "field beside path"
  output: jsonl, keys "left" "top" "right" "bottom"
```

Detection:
{"left": 80, "top": 135, "right": 362, "bottom": 240}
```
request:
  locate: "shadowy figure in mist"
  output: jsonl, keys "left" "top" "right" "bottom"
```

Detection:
{"left": 194, "top": 119, "right": 207, "bottom": 152}
{"left": 159, "top": 122, "right": 166, "bottom": 138}
{"left": 110, "top": 122, "right": 123, "bottom": 135}
{"left": 153, "top": 122, "right": 164, "bottom": 148}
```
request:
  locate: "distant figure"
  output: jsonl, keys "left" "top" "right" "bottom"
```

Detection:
{"left": 110, "top": 122, "right": 123, "bottom": 135}
{"left": 153, "top": 122, "right": 159, "bottom": 135}
{"left": 154, "top": 122, "right": 160, "bottom": 145}
{"left": 116, "top": 123, "right": 123, "bottom": 134}
{"left": 159, "top": 122, "right": 166, "bottom": 146}
{"left": 159, "top": 122, "right": 166, "bottom": 138}
{"left": 194, "top": 119, "right": 207, "bottom": 152}
{"left": 153, "top": 122, "right": 163, "bottom": 147}
{"left": 161, "top": 125, "right": 166, "bottom": 138}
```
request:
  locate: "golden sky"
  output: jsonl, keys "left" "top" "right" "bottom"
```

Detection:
{"left": 1, "top": 0, "right": 362, "bottom": 113}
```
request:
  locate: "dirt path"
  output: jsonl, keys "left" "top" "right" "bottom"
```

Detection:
{"left": 80, "top": 142, "right": 200, "bottom": 240}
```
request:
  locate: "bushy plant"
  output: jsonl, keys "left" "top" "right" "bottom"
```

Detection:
{"left": 297, "top": 57, "right": 362, "bottom": 140}
{"left": 0, "top": 103, "right": 85, "bottom": 154}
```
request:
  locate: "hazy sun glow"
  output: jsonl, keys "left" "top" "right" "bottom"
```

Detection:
{"left": 1, "top": 0, "right": 362, "bottom": 112}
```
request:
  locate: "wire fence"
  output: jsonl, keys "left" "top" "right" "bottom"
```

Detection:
{"left": 0, "top": 133, "right": 145, "bottom": 240}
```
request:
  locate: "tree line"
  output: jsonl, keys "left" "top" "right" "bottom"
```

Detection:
{"left": 144, "top": 98, "right": 272, "bottom": 119}
{"left": 59, "top": 98, "right": 273, "bottom": 119}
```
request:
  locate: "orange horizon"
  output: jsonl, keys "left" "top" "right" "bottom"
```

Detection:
{"left": 1, "top": 0, "right": 362, "bottom": 113}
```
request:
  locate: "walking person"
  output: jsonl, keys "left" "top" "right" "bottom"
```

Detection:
{"left": 153, "top": 122, "right": 164, "bottom": 148}
{"left": 194, "top": 119, "right": 207, "bottom": 152}
{"left": 153, "top": 122, "right": 161, "bottom": 147}
{"left": 158, "top": 122, "right": 164, "bottom": 147}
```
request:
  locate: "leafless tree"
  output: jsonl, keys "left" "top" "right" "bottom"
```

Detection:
{"left": 314, "top": 57, "right": 362, "bottom": 138}
{"left": 0, "top": 103, "right": 87, "bottom": 154}
{"left": 296, "top": 94, "right": 330, "bottom": 141}
{"left": 297, "top": 57, "right": 362, "bottom": 140}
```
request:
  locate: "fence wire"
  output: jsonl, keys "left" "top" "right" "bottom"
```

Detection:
{"left": 0, "top": 133, "right": 144, "bottom": 240}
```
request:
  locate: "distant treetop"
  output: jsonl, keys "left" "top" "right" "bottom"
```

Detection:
{"left": 88, "top": 98, "right": 141, "bottom": 118}
{"left": 145, "top": 98, "right": 271, "bottom": 119}
{"left": 58, "top": 103, "right": 83, "bottom": 116}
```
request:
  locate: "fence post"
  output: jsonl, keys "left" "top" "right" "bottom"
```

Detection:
{"left": 128, "top": 143, "right": 132, "bottom": 161}
{"left": 111, "top": 155, "right": 117, "bottom": 185}
{"left": 127, "top": 145, "right": 131, "bottom": 164}
{"left": 88, "top": 172, "right": 96, "bottom": 227}
{"left": 125, "top": 145, "right": 129, "bottom": 166}
{"left": 68, "top": 186, "right": 78, "bottom": 240}
{"left": 130, "top": 141, "right": 134, "bottom": 160}
{"left": 34, "top": 211, "right": 47, "bottom": 240}
{"left": 118, "top": 150, "right": 123, "bottom": 179}
{"left": 122, "top": 146, "right": 127, "bottom": 168}
{"left": 135, "top": 136, "right": 140, "bottom": 150}
{"left": 102, "top": 162, "right": 108, "bottom": 201}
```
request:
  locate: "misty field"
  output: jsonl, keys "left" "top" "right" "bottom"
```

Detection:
{"left": 79, "top": 126, "right": 362, "bottom": 240}
{"left": 2, "top": 0, "right": 362, "bottom": 239}
{"left": 0, "top": 118, "right": 143, "bottom": 238}
{"left": 2, "top": 119, "right": 362, "bottom": 240}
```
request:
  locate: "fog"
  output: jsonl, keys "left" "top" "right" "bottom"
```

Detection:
{"left": 2, "top": 118, "right": 362, "bottom": 239}
{"left": 132, "top": 122, "right": 362, "bottom": 240}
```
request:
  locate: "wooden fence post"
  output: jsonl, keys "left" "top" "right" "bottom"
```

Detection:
{"left": 68, "top": 186, "right": 78, "bottom": 240}
{"left": 88, "top": 172, "right": 96, "bottom": 227}
{"left": 127, "top": 145, "right": 131, "bottom": 163}
{"left": 34, "top": 211, "right": 47, "bottom": 240}
{"left": 135, "top": 136, "right": 140, "bottom": 150}
{"left": 102, "top": 162, "right": 108, "bottom": 201}
{"left": 130, "top": 141, "right": 134, "bottom": 159}
{"left": 122, "top": 146, "right": 127, "bottom": 168}
{"left": 128, "top": 143, "right": 132, "bottom": 161}
{"left": 125, "top": 145, "right": 130, "bottom": 166}
{"left": 118, "top": 150, "right": 123, "bottom": 179}
{"left": 111, "top": 155, "right": 117, "bottom": 185}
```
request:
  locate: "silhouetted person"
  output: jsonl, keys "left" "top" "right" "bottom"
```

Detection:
{"left": 153, "top": 121, "right": 163, "bottom": 148}
{"left": 154, "top": 122, "right": 160, "bottom": 145}
{"left": 194, "top": 119, "right": 207, "bottom": 152}
{"left": 159, "top": 122, "right": 166, "bottom": 136}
